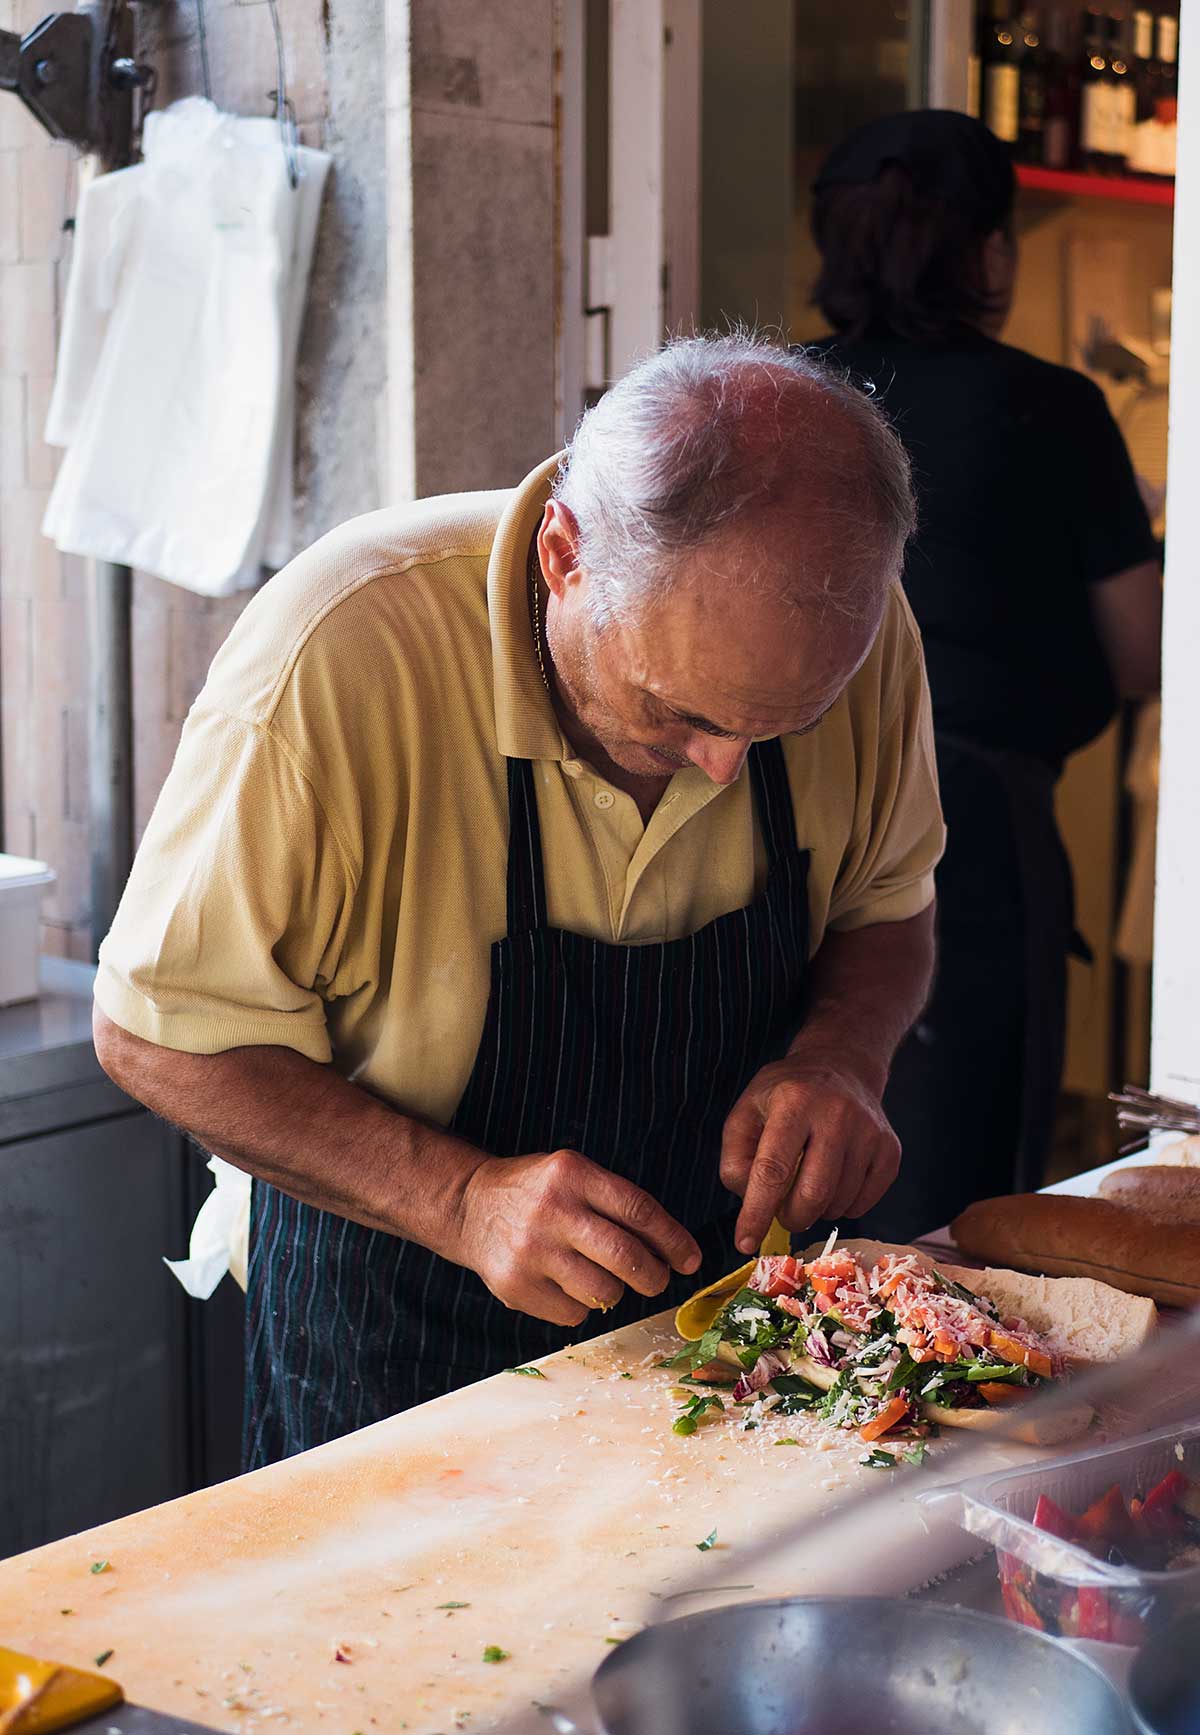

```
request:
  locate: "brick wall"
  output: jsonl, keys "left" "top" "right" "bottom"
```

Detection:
{"left": 0, "top": 0, "right": 388, "bottom": 953}
{"left": 0, "top": 0, "right": 87, "bottom": 956}
{"left": 2, "top": 0, "right": 561, "bottom": 957}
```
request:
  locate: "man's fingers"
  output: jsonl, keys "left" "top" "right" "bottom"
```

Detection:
{"left": 845, "top": 1135, "right": 901, "bottom": 1221}
{"left": 732, "top": 1105, "right": 809, "bottom": 1254}
{"left": 573, "top": 1216, "right": 670, "bottom": 1298}
{"left": 551, "top": 1249, "right": 627, "bottom": 1312}
{"left": 719, "top": 1091, "right": 766, "bottom": 1196}
{"left": 586, "top": 1169, "right": 701, "bottom": 1276}
{"left": 519, "top": 1279, "right": 590, "bottom": 1329}
{"left": 822, "top": 1142, "right": 871, "bottom": 1222}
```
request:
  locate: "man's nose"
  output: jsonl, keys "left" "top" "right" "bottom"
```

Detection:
{"left": 686, "top": 735, "right": 752, "bottom": 785}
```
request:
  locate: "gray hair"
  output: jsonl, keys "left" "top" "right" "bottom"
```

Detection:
{"left": 553, "top": 330, "right": 915, "bottom": 629}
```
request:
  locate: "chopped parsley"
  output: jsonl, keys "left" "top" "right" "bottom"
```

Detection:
{"left": 90, "top": 1561, "right": 110, "bottom": 1575}
{"left": 774, "top": 1438, "right": 801, "bottom": 1447}
{"left": 482, "top": 1645, "right": 510, "bottom": 1663}
{"left": 696, "top": 1528, "right": 718, "bottom": 1551}
{"left": 437, "top": 1601, "right": 470, "bottom": 1609}
{"left": 94, "top": 1649, "right": 114, "bottom": 1667}
{"left": 506, "top": 1365, "right": 546, "bottom": 1379}
{"left": 860, "top": 1447, "right": 898, "bottom": 1469}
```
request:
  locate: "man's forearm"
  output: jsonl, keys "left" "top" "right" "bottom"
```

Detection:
{"left": 92, "top": 1009, "right": 483, "bottom": 1261}
{"left": 788, "top": 905, "right": 936, "bottom": 1096}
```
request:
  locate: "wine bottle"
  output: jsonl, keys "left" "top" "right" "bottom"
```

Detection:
{"left": 1041, "top": 12, "right": 1076, "bottom": 168}
{"left": 1107, "top": 13, "right": 1135, "bottom": 172}
{"left": 1018, "top": 10, "right": 1049, "bottom": 162}
{"left": 1079, "top": 7, "right": 1116, "bottom": 171}
{"left": 982, "top": 0, "right": 1022, "bottom": 144}
{"left": 1128, "top": 9, "right": 1158, "bottom": 175}
{"left": 1153, "top": 12, "right": 1179, "bottom": 177}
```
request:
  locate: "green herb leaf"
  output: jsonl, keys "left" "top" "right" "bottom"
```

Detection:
{"left": 860, "top": 1447, "right": 898, "bottom": 1469}
{"left": 962, "top": 1360, "right": 1026, "bottom": 1384}
{"left": 90, "top": 1560, "right": 110, "bottom": 1575}
{"left": 620, "top": 1372, "right": 632, "bottom": 1379}
{"left": 672, "top": 1391, "right": 725, "bottom": 1436}
{"left": 696, "top": 1528, "right": 718, "bottom": 1551}
{"left": 604, "top": 1636, "right": 623, "bottom": 1645}
{"left": 437, "top": 1601, "right": 470, "bottom": 1609}
{"left": 482, "top": 1645, "right": 510, "bottom": 1663}
{"left": 507, "top": 1365, "right": 546, "bottom": 1379}
{"left": 901, "top": 1442, "right": 930, "bottom": 1466}
{"left": 774, "top": 1438, "right": 800, "bottom": 1447}
{"left": 94, "top": 1650, "right": 114, "bottom": 1668}
{"left": 659, "top": 1324, "right": 724, "bottom": 1373}
{"left": 886, "top": 1352, "right": 920, "bottom": 1393}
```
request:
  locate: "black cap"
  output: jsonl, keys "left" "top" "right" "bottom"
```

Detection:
{"left": 813, "top": 109, "right": 1015, "bottom": 234}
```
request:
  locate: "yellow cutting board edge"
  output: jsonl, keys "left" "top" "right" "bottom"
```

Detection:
{"left": 673, "top": 1217, "right": 790, "bottom": 1341}
{"left": 0, "top": 1645, "right": 123, "bottom": 1734}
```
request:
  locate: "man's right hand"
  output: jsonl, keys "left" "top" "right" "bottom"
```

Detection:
{"left": 457, "top": 1149, "right": 702, "bottom": 1327}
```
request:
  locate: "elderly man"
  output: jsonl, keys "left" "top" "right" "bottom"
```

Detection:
{"left": 94, "top": 334, "right": 943, "bottom": 1467}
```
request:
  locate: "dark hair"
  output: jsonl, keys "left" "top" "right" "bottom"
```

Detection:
{"left": 811, "top": 161, "right": 1013, "bottom": 344}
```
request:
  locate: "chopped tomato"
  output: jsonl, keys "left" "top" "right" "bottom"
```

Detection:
{"left": 1032, "top": 1494, "right": 1077, "bottom": 1541}
{"left": 750, "top": 1254, "right": 806, "bottom": 1297}
{"left": 777, "top": 1295, "right": 808, "bottom": 1320}
{"left": 805, "top": 1251, "right": 861, "bottom": 1289}
{"left": 977, "top": 1381, "right": 1029, "bottom": 1406}
{"left": 859, "top": 1394, "right": 911, "bottom": 1442}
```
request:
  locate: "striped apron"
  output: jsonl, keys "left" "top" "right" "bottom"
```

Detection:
{"left": 243, "top": 738, "right": 811, "bottom": 1467}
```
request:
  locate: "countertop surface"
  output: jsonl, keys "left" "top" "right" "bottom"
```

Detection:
{"left": 1, "top": 1147, "right": 1170, "bottom": 1733}
{"left": 0, "top": 1307, "right": 1039, "bottom": 1735}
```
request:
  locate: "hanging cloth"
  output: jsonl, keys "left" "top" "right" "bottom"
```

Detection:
{"left": 43, "top": 98, "right": 330, "bottom": 596}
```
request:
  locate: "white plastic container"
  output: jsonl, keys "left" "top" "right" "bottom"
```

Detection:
{"left": 0, "top": 854, "right": 56, "bottom": 1005}
{"left": 920, "top": 1420, "right": 1200, "bottom": 1648}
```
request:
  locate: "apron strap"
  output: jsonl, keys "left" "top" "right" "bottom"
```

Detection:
{"left": 505, "top": 736, "right": 798, "bottom": 936}
{"left": 748, "top": 736, "right": 796, "bottom": 870}
{"left": 506, "top": 755, "right": 549, "bottom": 933}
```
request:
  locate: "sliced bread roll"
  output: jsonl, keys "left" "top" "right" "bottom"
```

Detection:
{"left": 952, "top": 1192, "right": 1200, "bottom": 1309}
{"left": 1100, "top": 1164, "right": 1200, "bottom": 1225}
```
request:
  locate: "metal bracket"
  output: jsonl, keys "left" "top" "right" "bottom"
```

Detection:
{"left": 0, "top": 5, "right": 153, "bottom": 160}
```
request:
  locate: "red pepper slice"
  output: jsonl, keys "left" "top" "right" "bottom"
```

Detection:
{"left": 1076, "top": 1483, "right": 1128, "bottom": 1542}
{"left": 1001, "top": 1580, "right": 1045, "bottom": 1631}
{"left": 1077, "top": 1586, "right": 1112, "bottom": 1641}
{"left": 1032, "top": 1494, "right": 1077, "bottom": 1541}
{"left": 1140, "top": 1468, "right": 1189, "bottom": 1533}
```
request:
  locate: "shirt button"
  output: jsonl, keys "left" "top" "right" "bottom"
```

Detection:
{"left": 594, "top": 789, "right": 615, "bottom": 809}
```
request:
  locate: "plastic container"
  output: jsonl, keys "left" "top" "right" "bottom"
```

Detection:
{"left": 919, "top": 1421, "right": 1200, "bottom": 1647}
{"left": 0, "top": 854, "right": 55, "bottom": 1005}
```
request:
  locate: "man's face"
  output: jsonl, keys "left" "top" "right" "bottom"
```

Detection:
{"left": 544, "top": 523, "right": 884, "bottom": 787}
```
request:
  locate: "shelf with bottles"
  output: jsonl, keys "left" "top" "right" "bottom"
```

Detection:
{"left": 971, "top": 4, "right": 1179, "bottom": 184}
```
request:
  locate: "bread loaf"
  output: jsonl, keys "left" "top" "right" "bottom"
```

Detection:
{"left": 951, "top": 1193, "right": 1200, "bottom": 1309}
{"left": 1100, "top": 1165, "right": 1200, "bottom": 1224}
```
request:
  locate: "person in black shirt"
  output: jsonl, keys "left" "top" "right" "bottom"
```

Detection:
{"left": 806, "top": 109, "right": 1161, "bottom": 1238}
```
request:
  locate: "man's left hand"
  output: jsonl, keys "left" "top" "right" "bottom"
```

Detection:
{"left": 719, "top": 1055, "right": 901, "bottom": 1255}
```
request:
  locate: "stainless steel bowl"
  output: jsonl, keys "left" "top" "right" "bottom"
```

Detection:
{"left": 587, "top": 1596, "right": 1132, "bottom": 1735}
{"left": 1129, "top": 1606, "right": 1200, "bottom": 1735}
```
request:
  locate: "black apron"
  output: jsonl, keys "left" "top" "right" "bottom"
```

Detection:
{"left": 243, "top": 739, "right": 811, "bottom": 1467}
{"left": 857, "top": 730, "right": 1075, "bottom": 1244}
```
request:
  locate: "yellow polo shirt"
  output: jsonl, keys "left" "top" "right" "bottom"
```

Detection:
{"left": 96, "top": 456, "right": 945, "bottom": 1128}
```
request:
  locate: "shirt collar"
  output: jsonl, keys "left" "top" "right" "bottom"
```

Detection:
{"left": 488, "top": 453, "right": 570, "bottom": 762}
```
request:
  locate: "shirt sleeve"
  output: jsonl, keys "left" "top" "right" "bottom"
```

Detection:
{"left": 826, "top": 600, "right": 946, "bottom": 933}
{"left": 95, "top": 705, "right": 356, "bottom": 1059}
{"left": 1058, "top": 374, "right": 1160, "bottom": 586}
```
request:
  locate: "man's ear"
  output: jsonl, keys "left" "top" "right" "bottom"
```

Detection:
{"left": 538, "top": 500, "right": 584, "bottom": 601}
